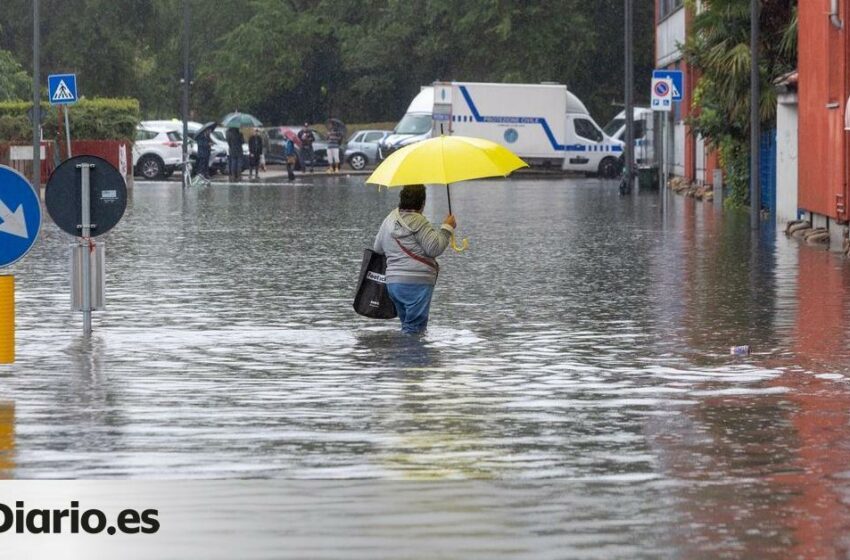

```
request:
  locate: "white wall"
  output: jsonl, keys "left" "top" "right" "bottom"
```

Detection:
{"left": 695, "top": 135, "right": 706, "bottom": 183}
{"left": 776, "top": 93, "right": 799, "bottom": 224}
{"left": 656, "top": 8, "right": 686, "bottom": 67}
{"left": 673, "top": 122, "right": 686, "bottom": 177}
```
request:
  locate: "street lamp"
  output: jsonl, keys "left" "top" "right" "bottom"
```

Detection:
{"left": 750, "top": 0, "right": 760, "bottom": 229}
{"left": 181, "top": 0, "right": 190, "bottom": 188}
{"left": 624, "top": 0, "right": 634, "bottom": 194}
{"left": 32, "top": 0, "right": 40, "bottom": 189}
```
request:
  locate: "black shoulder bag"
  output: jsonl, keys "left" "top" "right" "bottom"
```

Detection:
{"left": 352, "top": 249, "right": 397, "bottom": 319}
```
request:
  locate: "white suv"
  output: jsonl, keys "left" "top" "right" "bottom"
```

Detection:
{"left": 133, "top": 124, "right": 185, "bottom": 180}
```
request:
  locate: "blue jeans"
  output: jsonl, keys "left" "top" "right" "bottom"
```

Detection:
{"left": 387, "top": 283, "right": 434, "bottom": 334}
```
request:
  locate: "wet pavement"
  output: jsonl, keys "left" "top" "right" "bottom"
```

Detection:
{"left": 3, "top": 175, "right": 850, "bottom": 557}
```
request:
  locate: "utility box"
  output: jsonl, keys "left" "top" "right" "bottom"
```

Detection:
{"left": 638, "top": 165, "right": 659, "bottom": 190}
{"left": 70, "top": 241, "right": 105, "bottom": 311}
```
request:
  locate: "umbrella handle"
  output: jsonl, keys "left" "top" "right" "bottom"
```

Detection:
{"left": 450, "top": 232, "right": 469, "bottom": 253}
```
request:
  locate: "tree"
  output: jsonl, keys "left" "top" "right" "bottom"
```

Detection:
{"left": 683, "top": 0, "right": 797, "bottom": 207}
{"left": 0, "top": 50, "right": 31, "bottom": 101}
{"left": 0, "top": 0, "right": 657, "bottom": 126}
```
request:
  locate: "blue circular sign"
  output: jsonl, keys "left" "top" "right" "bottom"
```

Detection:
{"left": 0, "top": 165, "right": 42, "bottom": 268}
{"left": 654, "top": 81, "right": 670, "bottom": 96}
{"left": 504, "top": 128, "right": 519, "bottom": 143}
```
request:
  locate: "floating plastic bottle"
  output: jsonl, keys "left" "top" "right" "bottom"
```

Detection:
{"left": 730, "top": 345, "right": 750, "bottom": 356}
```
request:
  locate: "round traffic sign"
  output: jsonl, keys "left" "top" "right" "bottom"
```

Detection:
{"left": 0, "top": 165, "right": 42, "bottom": 268}
{"left": 654, "top": 81, "right": 670, "bottom": 97}
{"left": 45, "top": 155, "right": 127, "bottom": 237}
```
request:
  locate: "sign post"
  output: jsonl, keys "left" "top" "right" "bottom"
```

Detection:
{"left": 48, "top": 73, "right": 78, "bottom": 160}
{"left": 78, "top": 162, "right": 93, "bottom": 334}
{"left": 64, "top": 107, "right": 72, "bottom": 159}
{"left": 0, "top": 165, "right": 43, "bottom": 363}
{"left": 45, "top": 155, "right": 127, "bottom": 336}
{"left": 651, "top": 77, "right": 674, "bottom": 217}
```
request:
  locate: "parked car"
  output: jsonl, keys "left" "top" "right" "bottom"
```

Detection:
{"left": 132, "top": 123, "right": 185, "bottom": 180}
{"left": 344, "top": 130, "right": 391, "bottom": 170}
{"left": 265, "top": 126, "right": 328, "bottom": 169}
{"left": 135, "top": 120, "right": 230, "bottom": 178}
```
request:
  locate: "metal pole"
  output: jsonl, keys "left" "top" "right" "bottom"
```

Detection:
{"left": 655, "top": 113, "right": 667, "bottom": 215}
{"left": 624, "top": 0, "right": 635, "bottom": 191}
{"left": 64, "top": 106, "right": 72, "bottom": 158}
{"left": 750, "top": 0, "right": 760, "bottom": 229}
{"left": 32, "top": 0, "right": 40, "bottom": 190}
{"left": 78, "top": 163, "right": 93, "bottom": 335}
{"left": 181, "top": 0, "right": 190, "bottom": 188}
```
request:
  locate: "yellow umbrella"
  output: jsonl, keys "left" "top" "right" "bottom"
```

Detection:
{"left": 366, "top": 135, "right": 527, "bottom": 251}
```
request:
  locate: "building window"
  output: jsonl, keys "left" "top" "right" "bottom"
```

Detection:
{"left": 659, "top": 0, "right": 684, "bottom": 19}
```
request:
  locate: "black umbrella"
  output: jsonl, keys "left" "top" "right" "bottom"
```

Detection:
{"left": 328, "top": 118, "right": 347, "bottom": 137}
{"left": 197, "top": 121, "right": 217, "bottom": 135}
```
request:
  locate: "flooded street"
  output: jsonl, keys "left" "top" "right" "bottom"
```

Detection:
{"left": 3, "top": 175, "right": 850, "bottom": 557}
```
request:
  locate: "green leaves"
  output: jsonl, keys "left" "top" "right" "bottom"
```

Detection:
{"left": 0, "top": 50, "right": 31, "bottom": 101}
{"left": 1, "top": 0, "right": 656, "bottom": 126}
{"left": 683, "top": 0, "right": 797, "bottom": 206}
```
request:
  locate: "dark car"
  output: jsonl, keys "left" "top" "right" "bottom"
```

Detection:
{"left": 265, "top": 126, "right": 328, "bottom": 169}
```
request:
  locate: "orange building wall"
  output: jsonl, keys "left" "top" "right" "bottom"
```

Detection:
{"left": 798, "top": 0, "right": 848, "bottom": 221}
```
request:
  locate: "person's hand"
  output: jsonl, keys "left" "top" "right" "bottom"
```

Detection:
{"left": 443, "top": 214, "right": 457, "bottom": 229}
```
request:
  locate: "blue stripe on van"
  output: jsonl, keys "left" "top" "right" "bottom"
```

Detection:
{"left": 457, "top": 85, "right": 619, "bottom": 154}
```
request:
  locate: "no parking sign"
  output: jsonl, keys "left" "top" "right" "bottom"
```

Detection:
{"left": 651, "top": 78, "right": 673, "bottom": 112}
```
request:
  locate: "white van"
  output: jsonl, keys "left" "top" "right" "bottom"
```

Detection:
{"left": 603, "top": 107, "right": 655, "bottom": 165}
{"left": 378, "top": 87, "right": 434, "bottom": 160}
{"left": 380, "top": 82, "right": 624, "bottom": 177}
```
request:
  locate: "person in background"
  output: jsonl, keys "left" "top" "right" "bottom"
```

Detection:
{"left": 225, "top": 125, "right": 244, "bottom": 182}
{"left": 248, "top": 128, "right": 263, "bottom": 179}
{"left": 372, "top": 185, "right": 456, "bottom": 335}
{"left": 297, "top": 123, "right": 315, "bottom": 173}
{"left": 284, "top": 135, "right": 296, "bottom": 181}
{"left": 325, "top": 119, "right": 343, "bottom": 174}
{"left": 194, "top": 126, "right": 212, "bottom": 180}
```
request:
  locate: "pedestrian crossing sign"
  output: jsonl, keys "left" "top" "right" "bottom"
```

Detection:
{"left": 47, "top": 74, "right": 78, "bottom": 105}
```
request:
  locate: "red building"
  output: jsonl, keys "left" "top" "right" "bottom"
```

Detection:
{"left": 797, "top": 0, "right": 849, "bottom": 246}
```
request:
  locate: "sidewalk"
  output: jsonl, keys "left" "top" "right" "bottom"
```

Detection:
{"left": 155, "top": 164, "right": 583, "bottom": 184}
{"left": 203, "top": 164, "right": 580, "bottom": 183}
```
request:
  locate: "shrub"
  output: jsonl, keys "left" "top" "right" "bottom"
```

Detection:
{"left": 719, "top": 137, "right": 749, "bottom": 210}
{"left": 0, "top": 98, "right": 140, "bottom": 142}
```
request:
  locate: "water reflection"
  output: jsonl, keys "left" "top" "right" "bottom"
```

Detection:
{"left": 2, "top": 177, "right": 850, "bottom": 554}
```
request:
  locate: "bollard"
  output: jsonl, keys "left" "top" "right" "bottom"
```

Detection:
{"left": 713, "top": 169, "right": 723, "bottom": 210}
{"left": 0, "top": 276, "right": 13, "bottom": 363}
{"left": 0, "top": 401, "right": 13, "bottom": 475}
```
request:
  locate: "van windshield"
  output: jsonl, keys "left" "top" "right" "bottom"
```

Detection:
{"left": 603, "top": 118, "right": 624, "bottom": 137}
{"left": 394, "top": 114, "right": 431, "bottom": 135}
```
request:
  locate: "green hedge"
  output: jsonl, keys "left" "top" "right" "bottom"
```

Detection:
{"left": 0, "top": 98, "right": 140, "bottom": 142}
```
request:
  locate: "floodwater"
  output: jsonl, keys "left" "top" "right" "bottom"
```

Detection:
{"left": 3, "top": 174, "right": 850, "bottom": 558}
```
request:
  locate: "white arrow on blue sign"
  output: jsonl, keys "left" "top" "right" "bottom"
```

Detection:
{"left": 48, "top": 73, "right": 78, "bottom": 105}
{"left": 652, "top": 69, "right": 683, "bottom": 101}
{"left": 0, "top": 165, "right": 42, "bottom": 268}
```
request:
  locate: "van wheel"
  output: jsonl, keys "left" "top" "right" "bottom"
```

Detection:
{"left": 598, "top": 157, "right": 621, "bottom": 179}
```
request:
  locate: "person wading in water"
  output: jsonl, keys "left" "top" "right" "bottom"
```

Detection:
{"left": 372, "top": 185, "right": 456, "bottom": 334}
